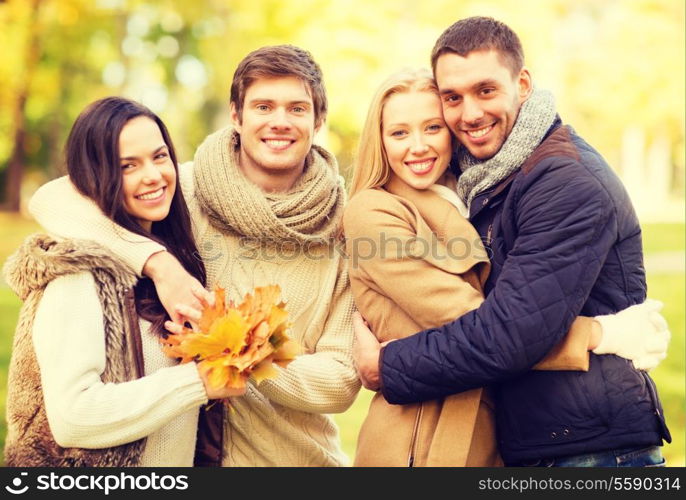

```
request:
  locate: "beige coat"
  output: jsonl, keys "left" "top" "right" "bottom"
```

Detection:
{"left": 343, "top": 176, "right": 592, "bottom": 467}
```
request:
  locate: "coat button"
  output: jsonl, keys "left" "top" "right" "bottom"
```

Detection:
{"left": 563, "top": 429, "right": 570, "bottom": 436}
{"left": 550, "top": 432, "right": 557, "bottom": 439}
{"left": 482, "top": 198, "right": 489, "bottom": 205}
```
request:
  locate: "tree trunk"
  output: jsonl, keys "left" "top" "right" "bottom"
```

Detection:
{"left": 1, "top": 0, "right": 42, "bottom": 212}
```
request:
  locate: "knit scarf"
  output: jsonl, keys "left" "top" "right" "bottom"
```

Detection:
{"left": 193, "top": 127, "right": 345, "bottom": 245}
{"left": 456, "top": 88, "right": 557, "bottom": 213}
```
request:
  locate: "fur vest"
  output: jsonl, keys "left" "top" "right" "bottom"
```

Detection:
{"left": 2, "top": 234, "right": 146, "bottom": 467}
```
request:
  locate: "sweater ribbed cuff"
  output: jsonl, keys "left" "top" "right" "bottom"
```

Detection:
{"left": 169, "top": 362, "right": 209, "bottom": 408}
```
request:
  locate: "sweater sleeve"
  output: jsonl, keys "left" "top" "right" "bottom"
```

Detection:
{"left": 380, "top": 160, "right": 615, "bottom": 404}
{"left": 28, "top": 176, "right": 164, "bottom": 276}
{"left": 256, "top": 259, "right": 361, "bottom": 414}
{"left": 33, "top": 272, "right": 208, "bottom": 449}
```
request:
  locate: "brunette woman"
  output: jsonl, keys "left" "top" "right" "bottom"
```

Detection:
{"left": 3, "top": 97, "right": 243, "bottom": 467}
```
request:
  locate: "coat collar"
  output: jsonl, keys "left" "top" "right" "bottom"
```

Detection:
{"left": 382, "top": 174, "right": 490, "bottom": 278}
{"left": 467, "top": 117, "right": 563, "bottom": 220}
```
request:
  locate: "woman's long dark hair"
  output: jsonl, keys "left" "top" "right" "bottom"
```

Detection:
{"left": 64, "top": 97, "right": 206, "bottom": 333}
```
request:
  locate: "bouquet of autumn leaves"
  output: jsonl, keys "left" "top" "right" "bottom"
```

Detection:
{"left": 160, "top": 285, "right": 300, "bottom": 393}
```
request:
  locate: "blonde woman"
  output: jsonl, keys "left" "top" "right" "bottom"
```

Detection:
{"left": 342, "top": 69, "right": 668, "bottom": 467}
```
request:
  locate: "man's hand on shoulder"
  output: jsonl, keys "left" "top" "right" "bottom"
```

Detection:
{"left": 144, "top": 251, "right": 211, "bottom": 323}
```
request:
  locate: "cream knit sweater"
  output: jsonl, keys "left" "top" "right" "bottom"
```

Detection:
{"left": 33, "top": 271, "right": 207, "bottom": 466}
{"left": 30, "top": 165, "right": 360, "bottom": 467}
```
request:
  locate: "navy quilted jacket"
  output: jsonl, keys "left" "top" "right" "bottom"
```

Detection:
{"left": 379, "top": 119, "right": 671, "bottom": 462}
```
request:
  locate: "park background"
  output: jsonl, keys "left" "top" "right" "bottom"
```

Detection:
{"left": 0, "top": 0, "right": 683, "bottom": 466}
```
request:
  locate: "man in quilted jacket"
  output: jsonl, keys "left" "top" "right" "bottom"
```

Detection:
{"left": 353, "top": 16, "right": 671, "bottom": 467}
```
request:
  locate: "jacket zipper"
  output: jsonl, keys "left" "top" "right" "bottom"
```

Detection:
{"left": 642, "top": 371, "right": 663, "bottom": 419}
{"left": 407, "top": 403, "right": 424, "bottom": 467}
{"left": 641, "top": 371, "right": 671, "bottom": 441}
{"left": 124, "top": 288, "right": 145, "bottom": 379}
{"left": 645, "top": 373, "right": 661, "bottom": 417}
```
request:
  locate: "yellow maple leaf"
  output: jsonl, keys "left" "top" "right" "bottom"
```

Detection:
{"left": 250, "top": 359, "right": 279, "bottom": 384}
{"left": 160, "top": 327, "right": 198, "bottom": 363}
{"left": 272, "top": 339, "right": 302, "bottom": 369}
{"left": 198, "top": 357, "right": 246, "bottom": 390}
{"left": 160, "top": 285, "right": 300, "bottom": 393}
{"left": 198, "top": 287, "right": 227, "bottom": 333}
{"left": 234, "top": 334, "right": 276, "bottom": 371}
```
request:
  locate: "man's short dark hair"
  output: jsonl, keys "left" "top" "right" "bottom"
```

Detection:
{"left": 230, "top": 45, "right": 327, "bottom": 128}
{"left": 431, "top": 17, "right": 524, "bottom": 76}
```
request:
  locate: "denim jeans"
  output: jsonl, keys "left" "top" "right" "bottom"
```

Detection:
{"left": 511, "top": 446, "right": 665, "bottom": 467}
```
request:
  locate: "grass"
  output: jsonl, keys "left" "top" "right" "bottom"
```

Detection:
{"left": 0, "top": 213, "right": 41, "bottom": 265}
{"left": 645, "top": 273, "right": 685, "bottom": 466}
{"left": 641, "top": 223, "right": 685, "bottom": 255}
{"left": 0, "top": 215, "right": 684, "bottom": 466}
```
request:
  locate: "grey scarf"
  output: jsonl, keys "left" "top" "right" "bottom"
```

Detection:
{"left": 456, "top": 88, "right": 557, "bottom": 214}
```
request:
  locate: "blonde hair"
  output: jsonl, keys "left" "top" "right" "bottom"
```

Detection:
{"left": 349, "top": 68, "right": 439, "bottom": 198}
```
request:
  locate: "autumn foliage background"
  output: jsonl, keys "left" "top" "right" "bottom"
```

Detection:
{"left": 0, "top": 0, "right": 684, "bottom": 466}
